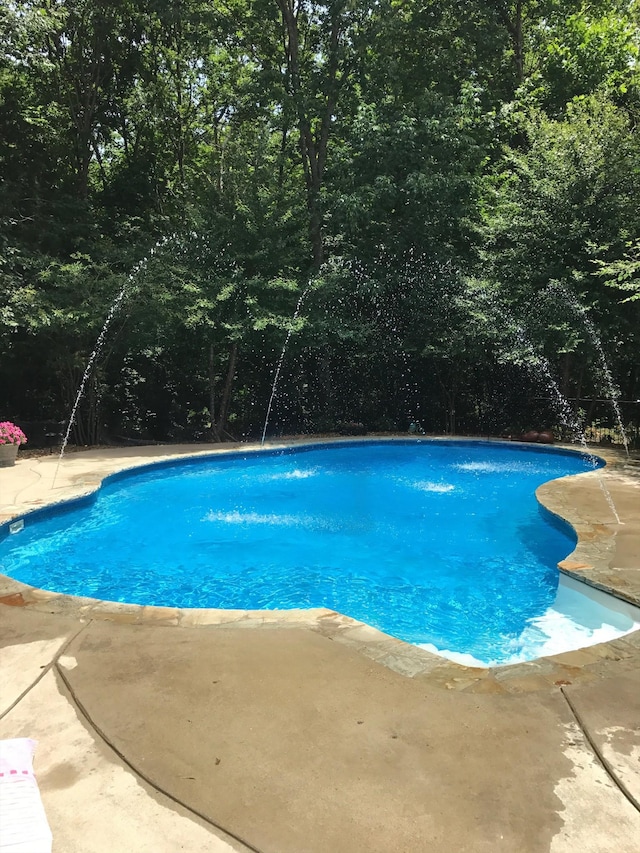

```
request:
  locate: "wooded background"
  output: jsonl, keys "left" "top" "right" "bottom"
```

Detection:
{"left": 1, "top": 0, "right": 639, "bottom": 446}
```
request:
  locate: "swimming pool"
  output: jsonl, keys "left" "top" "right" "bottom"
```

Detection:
{"left": 1, "top": 439, "right": 638, "bottom": 666}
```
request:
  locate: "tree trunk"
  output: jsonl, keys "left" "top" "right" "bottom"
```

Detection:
{"left": 560, "top": 352, "right": 573, "bottom": 397}
{"left": 513, "top": 0, "right": 524, "bottom": 83}
{"left": 216, "top": 341, "right": 238, "bottom": 438}
{"left": 208, "top": 343, "right": 221, "bottom": 442}
{"left": 277, "top": 0, "right": 344, "bottom": 268}
{"left": 308, "top": 196, "right": 324, "bottom": 268}
{"left": 492, "top": 0, "right": 525, "bottom": 86}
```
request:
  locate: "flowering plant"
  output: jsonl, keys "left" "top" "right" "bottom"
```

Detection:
{"left": 0, "top": 422, "right": 28, "bottom": 446}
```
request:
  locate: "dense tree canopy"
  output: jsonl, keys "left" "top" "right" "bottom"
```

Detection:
{"left": 1, "top": 0, "right": 639, "bottom": 446}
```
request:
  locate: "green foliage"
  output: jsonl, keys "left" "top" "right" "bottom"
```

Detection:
{"left": 1, "top": 0, "right": 639, "bottom": 441}
{"left": 597, "top": 240, "right": 640, "bottom": 301}
{"left": 483, "top": 89, "right": 640, "bottom": 407}
{"left": 524, "top": 4, "right": 640, "bottom": 112}
{"left": 485, "top": 93, "right": 640, "bottom": 300}
{"left": 328, "top": 89, "right": 489, "bottom": 263}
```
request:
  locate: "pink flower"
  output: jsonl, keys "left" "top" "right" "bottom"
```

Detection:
{"left": 0, "top": 422, "right": 28, "bottom": 446}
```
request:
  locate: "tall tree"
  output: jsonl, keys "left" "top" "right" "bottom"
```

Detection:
{"left": 273, "top": 0, "right": 361, "bottom": 267}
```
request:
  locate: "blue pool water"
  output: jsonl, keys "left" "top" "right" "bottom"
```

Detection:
{"left": 2, "top": 439, "right": 637, "bottom": 666}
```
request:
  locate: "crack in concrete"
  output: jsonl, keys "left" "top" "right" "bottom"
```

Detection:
{"left": 560, "top": 685, "right": 640, "bottom": 814}
{"left": 0, "top": 620, "right": 91, "bottom": 723}
{"left": 53, "top": 658, "right": 264, "bottom": 853}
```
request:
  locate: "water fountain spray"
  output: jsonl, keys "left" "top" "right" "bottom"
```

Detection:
{"left": 545, "top": 282, "right": 630, "bottom": 456}
{"left": 260, "top": 286, "right": 312, "bottom": 445}
{"left": 51, "top": 237, "right": 173, "bottom": 488}
{"left": 494, "top": 304, "right": 623, "bottom": 525}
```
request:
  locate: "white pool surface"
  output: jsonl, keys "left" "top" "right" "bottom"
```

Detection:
{"left": 420, "top": 573, "right": 640, "bottom": 668}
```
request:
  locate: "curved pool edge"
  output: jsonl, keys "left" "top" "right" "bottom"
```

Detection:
{"left": 1, "top": 436, "right": 639, "bottom": 694}
{"left": 535, "top": 447, "right": 640, "bottom": 606}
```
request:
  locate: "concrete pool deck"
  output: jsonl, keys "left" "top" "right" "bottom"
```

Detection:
{"left": 1, "top": 438, "right": 639, "bottom": 851}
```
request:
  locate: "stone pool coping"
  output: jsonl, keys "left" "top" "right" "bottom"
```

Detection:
{"left": 1, "top": 435, "right": 639, "bottom": 693}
